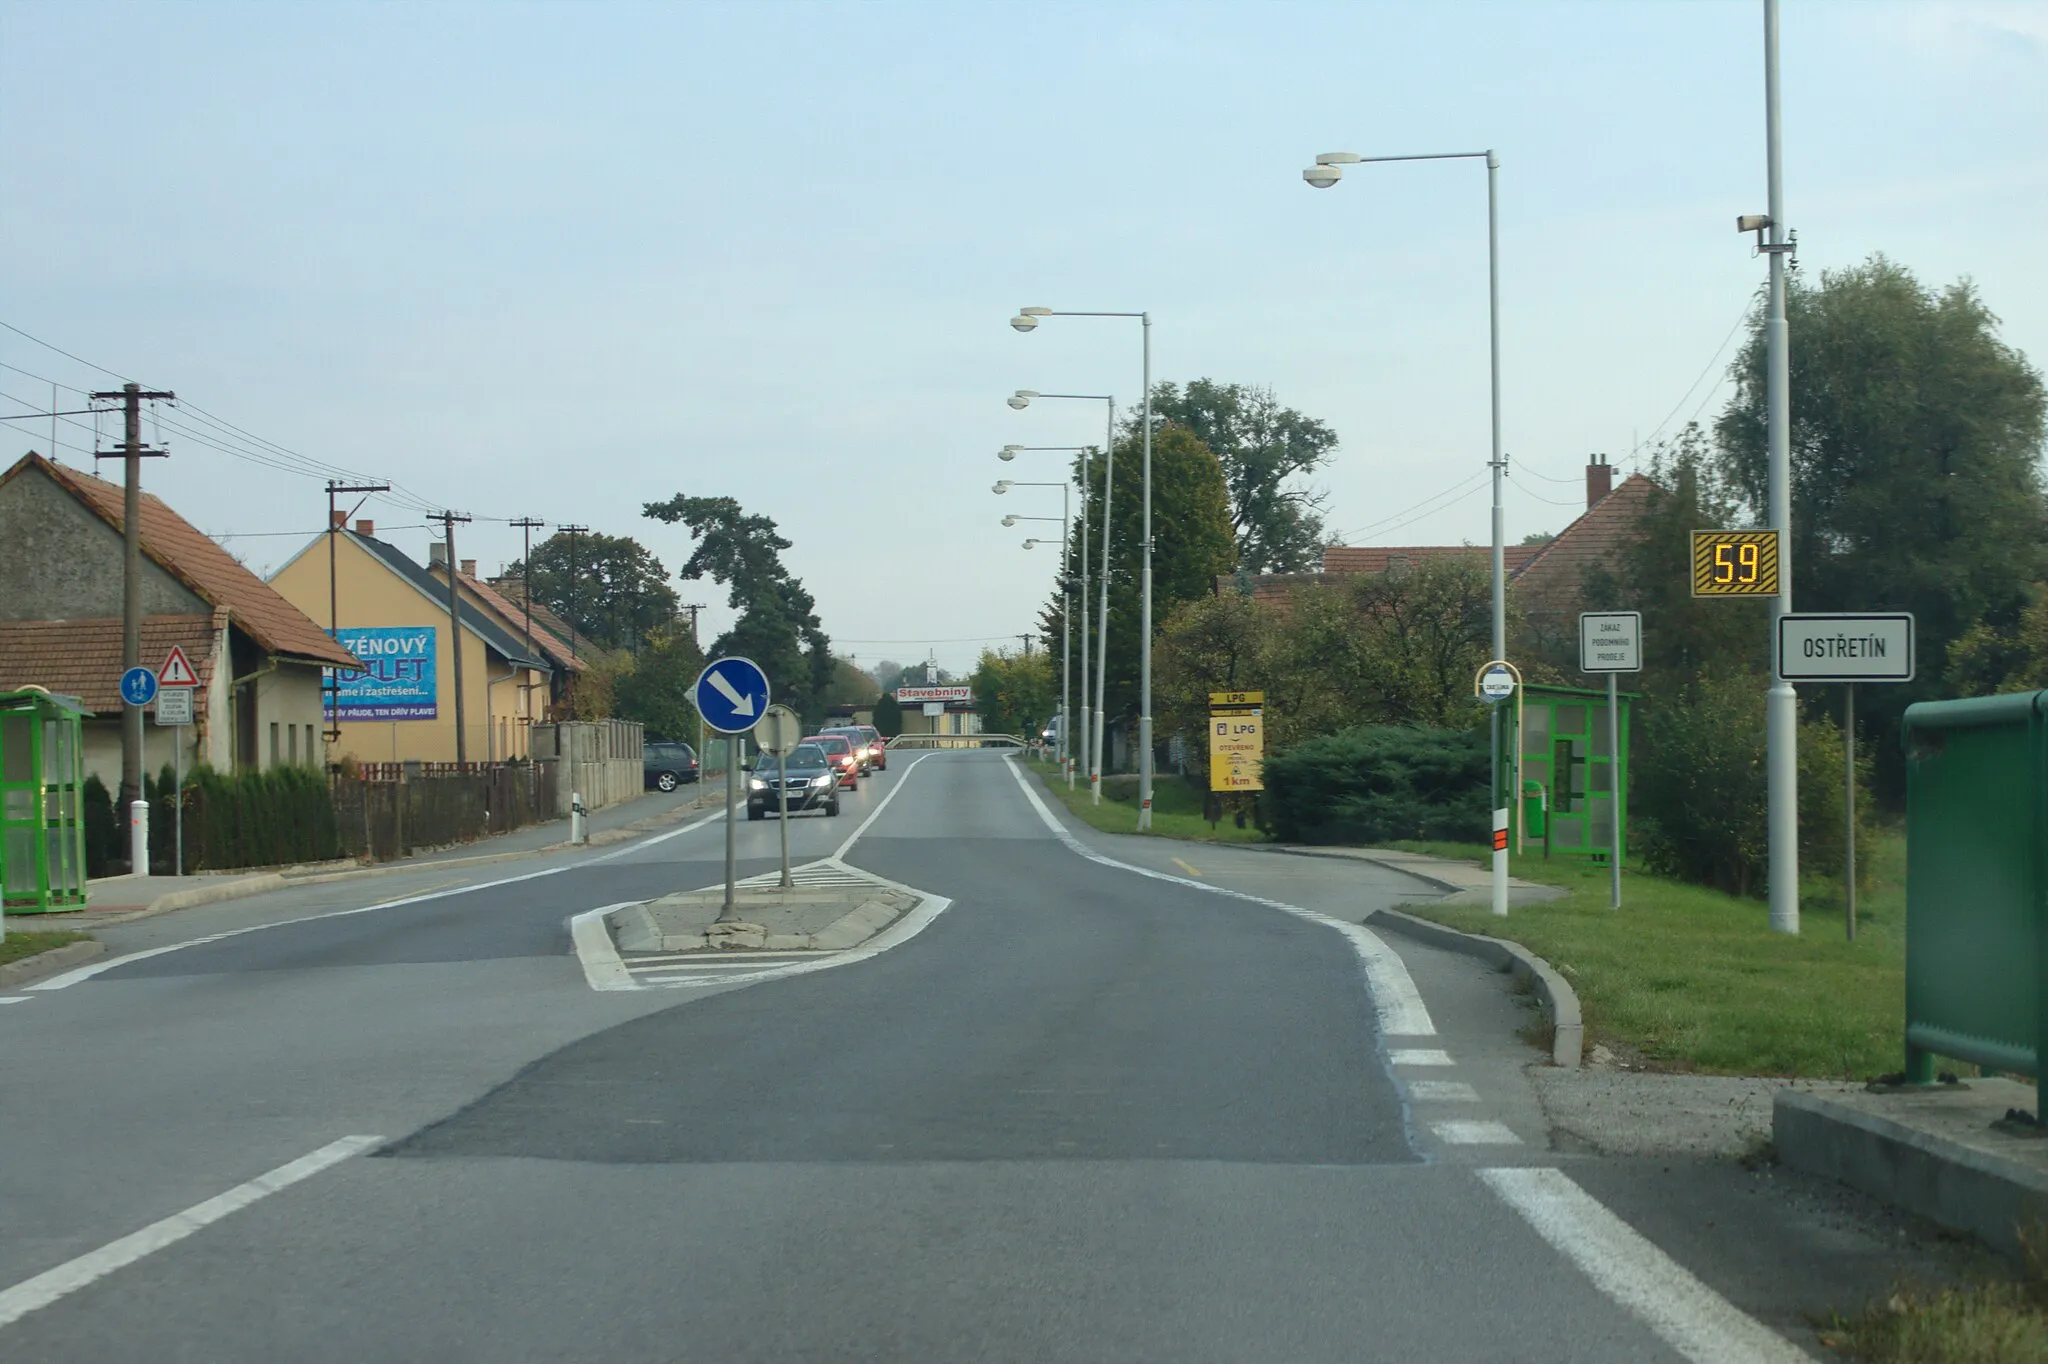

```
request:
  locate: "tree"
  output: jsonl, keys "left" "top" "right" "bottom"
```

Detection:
{"left": 822, "top": 656, "right": 880, "bottom": 709}
{"left": 1050, "top": 421, "right": 1237, "bottom": 740}
{"left": 873, "top": 692, "right": 904, "bottom": 737}
{"left": 643, "top": 495, "right": 837, "bottom": 724}
{"left": 1717, "top": 256, "right": 2048, "bottom": 794}
{"left": 1144, "top": 380, "right": 1338, "bottom": 572}
{"left": 1155, "top": 589, "right": 1281, "bottom": 754}
{"left": 612, "top": 626, "right": 707, "bottom": 741}
{"left": 1948, "top": 583, "right": 2048, "bottom": 695}
{"left": 971, "top": 648, "right": 1055, "bottom": 740}
{"left": 507, "top": 531, "right": 680, "bottom": 654}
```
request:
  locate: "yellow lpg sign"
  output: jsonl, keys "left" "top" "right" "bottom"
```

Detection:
{"left": 1208, "top": 692, "right": 1264, "bottom": 793}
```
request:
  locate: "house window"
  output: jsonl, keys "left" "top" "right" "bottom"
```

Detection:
{"left": 306, "top": 725, "right": 317, "bottom": 764}
{"left": 269, "top": 722, "right": 280, "bottom": 767}
{"left": 288, "top": 724, "right": 298, "bottom": 765}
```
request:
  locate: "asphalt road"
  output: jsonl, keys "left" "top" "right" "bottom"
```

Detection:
{"left": 0, "top": 752, "right": 1949, "bottom": 1360}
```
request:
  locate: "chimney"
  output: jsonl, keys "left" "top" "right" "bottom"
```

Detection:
{"left": 460, "top": 558, "right": 476, "bottom": 578}
{"left": 329, "top": 509, "right": 347, "bottom": 528}
{"left": 355, "top": 519, "right": 374, "bottom": 536}
{"left": 1586, "top": 453, "right": 1614, "bottom": 510}
{"left": 428, "top": 542, "right": 448, "bottom": 567}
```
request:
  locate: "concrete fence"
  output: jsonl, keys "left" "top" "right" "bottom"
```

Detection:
{"left": 529, "top": 719, "right": 644, "bottom": 815}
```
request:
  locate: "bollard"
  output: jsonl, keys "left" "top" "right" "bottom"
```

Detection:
{"left": 571, "top": 791, "right": 587, "bottom": 845}
{"left": 130, "top": 798, "right": 151, "bottom": 877}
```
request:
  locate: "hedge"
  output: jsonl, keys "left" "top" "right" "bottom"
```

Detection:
{"left": 1261, "top": 724, "right": 1491, "bottom": 846}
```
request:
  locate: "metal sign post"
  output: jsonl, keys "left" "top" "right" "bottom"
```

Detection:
{"left": 693, "top": 657, "right": 772, "bottom": 920}
{"left": 1578, "top": 613, "right": 1642, "bottom": 909}
{"left": 1473, "top": 660, "right": 1521, "bottom": 917}
{"left": 155, "top": 647, "right": 199, "bottom": 878}
{"left": 1775, "top": 612, "right": 1916, "bottom": 940}
{"left": 757, "top": 704, "right": 803, "bottom": 890}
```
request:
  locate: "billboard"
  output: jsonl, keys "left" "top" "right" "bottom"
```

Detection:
{"left": 330, "top": 626, "right": 438, "bottom": 720}
{"left": 895, "top": 686, "right": 973, "bottom": 703}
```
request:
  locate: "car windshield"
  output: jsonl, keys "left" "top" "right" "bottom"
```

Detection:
{"left": 812, "top": 737, "right": 849, "bottom": 753}
{"left": 781, "top": 744, "right": 828, "bottom": 767}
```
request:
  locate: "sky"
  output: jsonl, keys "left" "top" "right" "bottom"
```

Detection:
{"left": 3, "top": 0, "right": 2044, "bottom": 677}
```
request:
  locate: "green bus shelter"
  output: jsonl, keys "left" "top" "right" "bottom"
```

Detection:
{"left": 1508, "top": 682, "right": 1634, "bottom": 864}
{"left": 1, "top": 687, "right": 91, "bottom": 913}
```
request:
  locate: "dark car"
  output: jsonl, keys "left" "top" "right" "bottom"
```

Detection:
{"left": 819, "top": 726, "right": 876, "bottom": 774}
{"left": 804, "top": 733, "right": 862, "bottom": 789}
{"left": 643, "top": 740, "right": 699, "bottom": 792}
{"left": 747, "top": 743, "right": 840, "bottom": 820}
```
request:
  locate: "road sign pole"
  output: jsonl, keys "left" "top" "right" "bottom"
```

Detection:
{"left": 1763, "top": 0, "right": 1799, "bottom": 938}
{"left": 1609, "top": 671, "right": 1622, "bottom": 910}
{"left": 1492, "top": 705, "right": 1508, "bottom": 918}
{"left": 725, "top": 743, "right": 737, "bottom": 916}
{"left": 778, "top": 746, "right": 792, "bottom": 889}
{"left": 1845, "top": 682, "right": 1856, "bottom": 942}
{"left": 173, "top": 727, "right": 183, "bottom": 878}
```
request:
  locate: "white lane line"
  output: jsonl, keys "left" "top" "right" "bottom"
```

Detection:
{"left": 30, "top": 810, "right": 731, "bottom": 992}
{"left": 624, "top": 950, "right": 823, "bottom": 966}
{"left": 1431, "top": 1120, "right": 1523, "bottom": 1145}
{"left": 0, "top": 1134, "right": 382, "bottom": 1331}
{"left": 830, "top": 752, "right": 935, "bottom": 861}
{"left": 1480, "top": 1166, "right": 1810, "bottom": 1364}
{"left": 1407, "top": 1079, "right": 1480, "bottom": 1102}
{"left": 999, "top": 757, "right": 1436, "bottom": 1037}
{"left": 1390, "top": 1048, "right": 1455, "bottom": 1066}
{"left": 0, "top": 996, "right": 30, "bottom": 1005}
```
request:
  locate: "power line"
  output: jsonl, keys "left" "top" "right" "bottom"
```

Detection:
{"left": 1332, "top": 470, "right": 1489, "bottom": 542}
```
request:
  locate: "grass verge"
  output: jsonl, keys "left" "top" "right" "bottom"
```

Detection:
{"left": 1384, "top": 833, "right": 1907, "bottom": 1078}
{"left": 1020, "top": 759, "right": 1270, "bottom": 844}
{"left": 1821, "top": 1246, "right": 2048, "bottom": 1363}
{"left": 0, "top": 929, "right": 92, "bottom": 970}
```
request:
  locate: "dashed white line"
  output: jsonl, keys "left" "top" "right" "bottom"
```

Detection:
{"left": 0, "top": 996, "right": 30, "bottom": 1005}
{"left": 1431, "top": 1120, "right": 1523, "bottom": 1145}
{"left": 1480, "top": 1166, "right": 1810, "bottom": 1363}
{"left": 1407, "top": 1079, "right": 1480, "bottom": 1102}
{"left": 0, "top": 1134, "right": 382, "bottom": 1330}
{"left": 1390, "top": 1048, "right": 1455, "bottom": 1066}
{"left": 1000, "top": 757, "right": 1436, "bottom": 1037}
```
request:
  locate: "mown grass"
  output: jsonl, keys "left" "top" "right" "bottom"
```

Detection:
{"left": 1021, "top": 759, "right": 1270, "bottom": 844}
{"left": 0, "top": 929, "right": 91, "bottom": 970}
{"left": 1386, "top": 832, "right": 1909, "bottom": 1078}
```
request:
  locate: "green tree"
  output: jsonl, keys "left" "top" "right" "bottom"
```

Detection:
{"left": 1948, "top": 583, "right": 2048, "bottom": 695}
{"left": 1155, "top": 589, "right": 1282, "bottom": 754}
{"left": 971, "top": 648, "right": 1055, "bottom": 739}
{"left": 643, "top": 495, "right": 837, "bottom": 724}
{"left": 872, "top": 692, "right": 904, "bottom": 737}
{"left": 1145, "top": 380, "right": 1338, "bottom": 572}
{"left": 508, "top": 531, "right": 680, "bottom": 654}
{"left": 1717, "top": 256, "right": 2048, "bottom": 793}
{"left": 612, "top": 627, "right": 707, "bottom": 740}
{"left": 823, "top": 656, "right": 880, "bottom": 709}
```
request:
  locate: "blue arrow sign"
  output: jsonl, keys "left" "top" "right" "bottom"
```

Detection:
{"left": 120, "top": 666, "right": 159, "bottom": 707}
{"left": 693, "top": 656, "right": 771, "bottom": 734}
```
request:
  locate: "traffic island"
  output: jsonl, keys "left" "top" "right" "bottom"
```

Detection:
{"left": 609, "top": 884, "right": 919, "bottom": 954}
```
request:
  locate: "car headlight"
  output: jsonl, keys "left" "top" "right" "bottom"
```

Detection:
{"left": 810, "top": 774, "right": 833, "bottom": 788}
{"left": 748, "top": 778, "right": 767, "bottom": 791}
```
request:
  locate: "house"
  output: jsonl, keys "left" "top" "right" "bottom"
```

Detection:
{"left": 267, "top": 518, "right": 552, "bottom": 765}
{"left": 0, "top": 451, "right": 359, "bottom": 784}
{"left": 476, "top": 572, "right": 602, "bottom": 720}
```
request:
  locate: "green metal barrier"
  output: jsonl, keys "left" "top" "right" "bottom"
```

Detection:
{"left": 1900, "top": 689, "right": 2046, "bottom": 1100}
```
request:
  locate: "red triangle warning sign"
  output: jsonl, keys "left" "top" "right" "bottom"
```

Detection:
{"left": 157, "top": 645, "right": 200, "bottom": 688}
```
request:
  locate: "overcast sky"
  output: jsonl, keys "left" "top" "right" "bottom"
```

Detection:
{"left": 4, "top": 1, "right": 2043, "bottom": 675}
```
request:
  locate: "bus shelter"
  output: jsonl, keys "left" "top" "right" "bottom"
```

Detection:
{"left": 1510, "top": 682, "right": 1633, "bottom": 864}
{"left": 1, "top": 687, "right": 90, "bottom": 913}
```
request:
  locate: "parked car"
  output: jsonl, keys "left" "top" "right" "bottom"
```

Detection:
{"left": 819, "top": 725, "right": 877, "bottom": 774}
{"left": 804, "top": 733, "right": 862, "bottom": 789}
{"left": 746, "top": 742, "right": 840, "bottom": 819}
{"left": 643, "top": 740, "right": 699, "bottom": 792}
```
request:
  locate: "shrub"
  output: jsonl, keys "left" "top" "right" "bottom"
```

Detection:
{"left": 183, "top": 765, "right": 342, "bottom": 871}
{"left": 81, "top": 773, "right": 120, "bottom": 877}
{"left": 1262, "top": 724, "right": 1490, "bottom": 846}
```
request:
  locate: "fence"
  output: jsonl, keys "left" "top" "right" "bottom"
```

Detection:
{"left": 529, "top": 719, "right": 643, "bottom": 815}
{"left": 331, "top": 761, "right": 559, "bottom": 862}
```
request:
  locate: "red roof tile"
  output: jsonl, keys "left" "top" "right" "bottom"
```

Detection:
{"left": 446, "top": 570, "right": 588, "bottom": 673}
{"left": 1322, "top": 544, "right": 1546, "bottom": 576}
{"left": 4, "top": 453, "right": 358, "bottom": 669}
{"left": 1512, "top": 474, "right": 1659, "bottom": 606}
{"left": 0, "top": 613, "right": 222, "bottom": 712}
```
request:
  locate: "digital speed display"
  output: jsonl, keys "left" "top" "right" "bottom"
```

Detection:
{"left": 1690, "top": 529, "right": 1781, "bottom": 597}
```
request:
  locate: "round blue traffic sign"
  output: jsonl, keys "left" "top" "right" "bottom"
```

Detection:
{"left": 120, "top": 666, "right": 159, "bottom": 707}
{"left": 692, "top": 656, "right": 771, "bottom": 734}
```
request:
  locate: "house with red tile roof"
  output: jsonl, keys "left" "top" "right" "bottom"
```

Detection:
{"left": 0, "top": 450, "right": 361, "bottom": 785}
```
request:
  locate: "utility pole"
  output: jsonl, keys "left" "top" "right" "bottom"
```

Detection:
{"left": 325, "top": 481, "right": 389, "bottom": 743}
{"left": 1017, "top": 634, "right": 1033, "bottom": 657}
{"left": 558, "top": 525, "right": 589, "bottom": 659}
{"left": 429, "top": 511, "right": 474, "bottom": 764}
{"left": 681, "top": 603, "right": 706, "bottom": 647}
{"left": 1762, "top": 0, "right": 1800, "bottom": 935}
{"left": 91, "top": 381, "right": 174, "bottom": 816}
{"left": 510, "top": 517, "right": 546, "bottom": 656}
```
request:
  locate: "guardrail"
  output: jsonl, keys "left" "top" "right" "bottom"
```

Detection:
{"left": 884, "top": 734, "right": 1028, "bottom": 750}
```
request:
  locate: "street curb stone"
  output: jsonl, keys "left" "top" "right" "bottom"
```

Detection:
{"left": 0, "top": 939, "right": 104, "bottom": 990}
{"left": 1366, "top": 906, "right": 1584, "bottom": 1068}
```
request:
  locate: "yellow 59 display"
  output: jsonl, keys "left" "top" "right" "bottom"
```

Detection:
{"left": 1690, "top": 529, "right": 1781, "bottom": 598}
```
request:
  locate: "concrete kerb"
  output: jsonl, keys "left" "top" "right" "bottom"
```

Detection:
{"left": 608, "top": 885, "right": 918, "bottom": 955}
{"left": 0, "top": 939, "right": 104, "bottom": 990}
{"left": 1367, "top": 906, "right": 1584, "bottom": 1068}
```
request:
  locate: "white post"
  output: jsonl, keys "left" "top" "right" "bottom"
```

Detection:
{"left": 777, "top": 745, "right": 792, "bottom": 889}
{"left": 1845, "top": 683, "right": 1856, "bottom": 941}
{"left": 1763, "top": 0, "right": 1800, "bottom": 935}
{"left": 1608, "top": 671, "right": 1622, "bottom": 909}
{"left": 129, "top": 797, "right": 149, "bottom": 878}
{"left": 1136, "top": 315, "right": 1155, "bottom": 830}
{"left": 571, "top": 790, "right": 586, "bottom": 845}
{"left": 1491, "top": 801, "right": 1508, "bottom": 917}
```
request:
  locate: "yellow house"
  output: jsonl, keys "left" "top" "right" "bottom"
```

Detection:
{"left": 269, "top": 519, "right": 551, "bottom": 766}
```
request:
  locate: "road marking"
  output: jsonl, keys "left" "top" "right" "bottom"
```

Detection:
{"left": 1390, "top": 1048, "right": 1454, "bottom": 1066}
{"left": 1169, "top": 856, "right": 1202, "bottom": 878}
{"left": 624, "top": 950, "right": 823, "bottom": 966}
{"left": 1407, "top": 1079, "right": 1480, "bottom": 1102}
{"left": 831, "top": 753, "right": 935, "bottom": 860}
{"left": 1431, "top": 1120, "right": 1522, "bottom": 1145}
{"left": 1480, "top": 1166, "right": 1810, "bottom": 1364}
{"left": 1000, "top": 757, "right": 1435, "bottom": 1037}
{"left": 568, "top": 901, "right": 641, "bottom": 991}
{"left": 0, "top": 1134, "right": 382, "bottom": 1331}
{"left": 0, "top": 996, "right": 30, "bottom": 1005}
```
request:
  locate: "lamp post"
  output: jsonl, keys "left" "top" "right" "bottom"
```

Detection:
{"left": 999, "top": 447, "right": 1091, "bottom": 788}
{"left": 1010, "top": 307, "right": 1153, "bottom": 828}
{"left": 998, "top": 486, "right": 1071, "bottom": 779}
{"left": 1303, "top": 147, "right": 1509, "bottom": 916}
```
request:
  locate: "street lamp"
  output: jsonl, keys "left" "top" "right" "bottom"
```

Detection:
{"left": 996, "top": 440, "right": 1099, "bottom": 796}
{"left": 1007, "top": 337, "right": 1144, "bottom": 822}
{"left": 997, "top": 484, "right": 1072, "bottom": 785}
{"left": 1302, "top": 145, "right": 1509, "bottom": 916}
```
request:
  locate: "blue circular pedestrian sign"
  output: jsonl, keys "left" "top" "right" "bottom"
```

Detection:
{"left": 692, "top": 656, "right": 771, "bottom": 734}
{"left": 120, "top": 666, "right": 159, "bottom": 707}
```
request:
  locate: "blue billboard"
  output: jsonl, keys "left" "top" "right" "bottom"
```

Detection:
{"left": 330, "top": 627, "right": 438, "bottom": 720}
